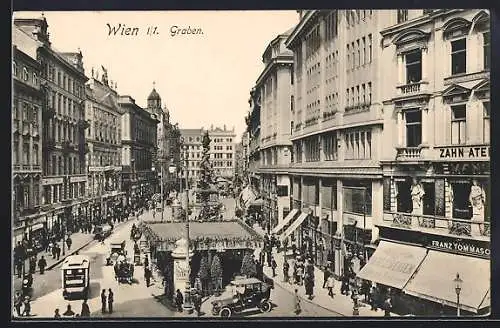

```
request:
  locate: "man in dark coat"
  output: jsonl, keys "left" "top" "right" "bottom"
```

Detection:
{"left": 322, "top": 267, "right": 331, "bottom": 288}
{"left": 29, "top": 256, "right": 36, "bottom": 274}
{"left": 175, "top": 289, "right": 184, "bottom": 312}
{"left": 108, "top": 289, "right": 114, "bottom": 314}
{"left": 80, "top": 299, "right": 90, "bottom": 317}
{"left": 101, "top": 289, "right": 107, "bottom": 313}
{"left": 144, "top": 267, "right": 152, "bottom": 287}
{"left": 271, "top": 257, "right": 277, "bottom": 277}
{"left": 38, "top": 256, "right": 47, "bottom": 274}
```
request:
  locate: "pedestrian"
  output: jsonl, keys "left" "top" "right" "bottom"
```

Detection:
{"left": 271, "top": 257, "right": 277, "bottom": 277}
{"left": 296, "top": 262, "right": 304, "bottom": 286}
{"left": 291, "top": 243, "right": 297, "bottom": 256}
{"left": 29, "top": 256, "right": 37, "bottom": 274}
{"left": 293, "top": 289, "right": 301, "bottom": 315}
{"left": 145, "top": 267, "right": 151, "bottom": 287}
{"left": 370, "top": 283, "right": 378, "bottom": 311}
{"left": 175, "top": 289, "right": 184, "bottom": 312}
{"left": 20, "top": 295, "right": 30, "bottom": 317}
{"left": 193, "top": 290, "right": 202, "bottom": 316}
{"left": 283, "top": 260, "right": 290, "bottom": 283}
{"left": 62, "top": 304, "right": 75, "bottom": 317}
{"left": 14, "top": 292, "right": 23, "bottom": 317}
{"left": 144, "top": 255, "right": 149, "bottom": 269}
{"left": 322, "top": 267, "right": 330, "bottom": 288}
{"left": 56, "top": 244, "right": 61, "bottom": 260}
{"left": 38, "top": 256, "right": 47, "bottom": 275}
{"left": 101, "top": 289, "right": 107, "bottom": 314}
{"left": 66, "top": 236, "right": 72, "bottom": 250}
{"left": 326, "top": 275, "right": 336, "bottom": 298}
{"left": 108, "top": 289, "right": 114, "bottom": 314}
{"left": 54, "top": 308, "right": 61, "bottom": 318}
{"left": 383, "top": 291, "right": 392, "bottom": 317}
{"left": 80, "top": 299, "right": 90, "bottom": 317}
{"left": 51, "top": 243, "right": 57, "bottom": 260}
{"left": 361, "top": 280, "right": 370, "bottom": 302}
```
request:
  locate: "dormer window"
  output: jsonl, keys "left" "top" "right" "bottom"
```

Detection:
{"left": 23, "top": 67, "right": 29, "bottom": 81}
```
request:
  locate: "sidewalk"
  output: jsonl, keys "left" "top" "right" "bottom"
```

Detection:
{"left": 252, "top": 224, "right": 397, "bottom": 317}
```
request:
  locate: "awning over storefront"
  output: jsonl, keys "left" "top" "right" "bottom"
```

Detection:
{"left": 403, "top": 251, "right": 490, "bottom": 313}
{"left": 280, "top": 211, "right": 308, "bottom": 242}
{"left": 356, "top": 241, "right": 427, "bottom": 289}
{"left": 272, "top": 208, "right": 298, "bottom": 235}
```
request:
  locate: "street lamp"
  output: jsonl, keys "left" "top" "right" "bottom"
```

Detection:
{"left": 454, "top": 272, "right": 463, "bottom": 317}
{"left": 181, "top": 144, "right": 194, "bottom": 313}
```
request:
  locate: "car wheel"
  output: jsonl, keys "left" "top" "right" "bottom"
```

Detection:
{"left": 260, "top": 301, "right": 271, "bottom": 313}
{"left": 220, "top": 307, "right": 232, "bottom": 318}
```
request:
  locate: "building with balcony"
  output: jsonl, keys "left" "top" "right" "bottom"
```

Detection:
{"left": 362, "top": 9, "right": 490, "bottom": 315}
{"left": 245, "top": 88, "right": 262, "bottom": 192}
{"left": 147, "top": 85, "right": 181, "bottom": 197}
{"left": 84, "top": 68, "right": 125, "bottom": 223}
{"left": 283, "top": 10, "right": 388, "bottom": 277}
{"left": 12, "top": 41, "right": 43, "bottom": 246}
{"left": 14, "top": 16, "right": 89, "bottom": 241}
{"left": 207, "top": 125, "right": 236, "bottom": 180}
{"left": 119, "top": 95, "right": 159, "bottom": 208}
{"left": 253, "top": 28, "right": 294, "bottom": 232}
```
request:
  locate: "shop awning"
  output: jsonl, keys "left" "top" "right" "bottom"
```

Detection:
{"left": 356, "top": 241, "right": 427, "bottom": 289}
{"left": 272, "top": 208, "right": 298, "bottom": 235}
{"left": 280, "top": 211, "right": 308, "bottom": 242}
{"left": 403, "top": 251, "right": 490, "bottom": 313}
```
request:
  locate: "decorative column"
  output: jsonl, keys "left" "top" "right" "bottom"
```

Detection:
{"left": 421, "top": 107, "right": 428, "bottom": 145}
{"left": 171, "top": 238, "right": 193, "bottom": 306}
{"left": 397, "top": 54, "right": 404, "bottom": 85}
{"left": 421, "top": 47, "right": 427, "bottom": 81}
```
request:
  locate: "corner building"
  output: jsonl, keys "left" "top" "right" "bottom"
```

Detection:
{"left": 12, "top": 38, "right": 44, "bottom": 246}
{"left": 14, "top": 16, "right": 89, "bottom": 238}
{"left": 283, "top": 10, "right": 387, "bottom": 277}
{"left": 254, "top": 28, "right": 294, "bottom": 232}
{"left": 359, "top": 9, "right": 490, "bottom": 315}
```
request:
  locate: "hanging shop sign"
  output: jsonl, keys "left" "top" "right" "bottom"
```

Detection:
{"left": 426, "top": 234, "right": 490, "bottom": 259}
{"left": 435, "top": 145, "right": 490, "bottom": 161}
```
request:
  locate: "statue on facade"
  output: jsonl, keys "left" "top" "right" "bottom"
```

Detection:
{"left": 101, "top": 65, "right": 109, "bottom": 85}
{"left": 469, "top": 179, "right": 485, "bottom": 221}
{"left": 410, "top": 178, "right": 425, "bottom": 215}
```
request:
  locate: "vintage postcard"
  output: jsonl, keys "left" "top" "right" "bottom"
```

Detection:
{"left": 11, "top": 9, "right": 490, "bottom": 319}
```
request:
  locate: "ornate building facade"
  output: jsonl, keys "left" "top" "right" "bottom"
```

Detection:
{"left": 254, "top": 28, "right": 294, "bottom": 232}
{"left": 147, "top": 86, "right": 180, "bottom": 197}
{"left": 12, "top": 39, "right": 43, "bottom": 246}
{"left": 14, "top": 16, "right": 89, "bottom": 242}
{"left": 84, "top": 68, "right": 125, "bottom": 224}
{"left": 119, "top": 95, "right": 159, "bottom": 208}
{"left": 179, "top": 128, "right": 204, "bottom": 186}
{"left": 207, "top": 125, "right": 236, "bottom": 180}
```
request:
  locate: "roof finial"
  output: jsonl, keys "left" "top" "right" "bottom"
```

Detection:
{"left": 41, "top": 12, "right": 45, "bottom": 18}
{"left": 153, "top": 81, "right": 156, "bottom": 89}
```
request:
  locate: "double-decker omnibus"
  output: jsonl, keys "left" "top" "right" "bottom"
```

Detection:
{"left": 61, "top": 255, "right": 90, "bottom": 299}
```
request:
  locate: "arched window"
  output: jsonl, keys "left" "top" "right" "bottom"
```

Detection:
{"left": 13, "top": 61, "right": 18, "bottom": 76}
{"left": 23, "top": 67, "right": 29, "bottom": 81}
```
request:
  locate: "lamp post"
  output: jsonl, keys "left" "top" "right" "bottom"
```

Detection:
{"left": 454, "top": 272, "right": 463, "bottom": 317}
{"left": 181, "top": 143, "right": 193, "bottom": 313}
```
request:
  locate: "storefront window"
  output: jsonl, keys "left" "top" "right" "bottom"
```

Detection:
{"left": 343, "top": 181, "right": 372, "bottom": 215}
{"left": 396, "top": 179, "right": 412, "bottom": 213}
{"left": 452, "top": 182, "right": 472, "bottom": 219}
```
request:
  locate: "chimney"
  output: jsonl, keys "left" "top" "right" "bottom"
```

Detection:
{"left": 224, "top": 124, "right": 226, "bottom": 131}
{"left": 211, "top": 124, "right": 214, "bottom": 130}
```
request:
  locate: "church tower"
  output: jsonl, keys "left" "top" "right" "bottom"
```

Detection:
{"left": 147, "top": 82, "right": 162, "bottom": 113}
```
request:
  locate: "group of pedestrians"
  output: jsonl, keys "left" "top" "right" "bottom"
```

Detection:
{"left": 13, "top": 292, "right": 31, "bottom": 317}
{"left": 54, "top": 300, "right": 91, "bottom": 318}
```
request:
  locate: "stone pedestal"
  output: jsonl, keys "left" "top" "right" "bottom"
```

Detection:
{"left": 171, "top": 238, "right": 194, "bottom": 313}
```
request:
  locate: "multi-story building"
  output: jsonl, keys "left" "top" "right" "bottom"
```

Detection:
{"left": 14, "top": 16, "right": 89, "bottom": 240}
{"left": 361, "top": 9, "right": 490, "bottom": 315}
{"left": 280, "top": 10, "right": 390, "bottom": 277}
{"left": 245, "top": 89, "right": 262, "bottom": 191}
{"left": 207, "top": 125, "right": 236, "bottom": 180}
{"left": 12, "top": 37, "right": 44, "bottom": 247}
{"left": 254, "top": 28, "right": 294, "bottom": 233}
{"left": 147, "top": 86, "right": 180, "bottom": 196}
{"left": 234, "top": 141, "right": 245, "bottom": 186}
{"left": 119, "top": 95, "right": 159, "bottom": 209}
{"left": 84, "top": 68, "right": 125, "bottom": 224}
{"left": 179, "top": 128, "right": 204, "bottom": 186}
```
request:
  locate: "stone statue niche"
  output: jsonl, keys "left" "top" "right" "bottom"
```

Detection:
{"left": 469, "top": 179, "right": 485, "bottom": 223}
{"left": 410, "top": 178, "right": 425, "bottom": 216}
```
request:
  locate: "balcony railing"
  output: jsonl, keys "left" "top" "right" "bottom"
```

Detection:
{"left": 344, "top": 103, "right": 370, "bottom": 115}
{"left": 322, "top": 109, "right": 337, "bottom": 121}
{"left": 305, "top": 116, "right": 319, "bottom": 127}
{"left": 396, "top": 146, "right": 423, "bottom": 160}
{"left": 385, "top": 212, "right": 490, "bottom": 238}
{"left": 396, "top": 81, "right": 429, "bottom": 97}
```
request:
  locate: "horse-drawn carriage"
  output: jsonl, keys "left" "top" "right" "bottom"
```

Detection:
{"left": 114, "top": 260, "right": 134, "bottom": 284}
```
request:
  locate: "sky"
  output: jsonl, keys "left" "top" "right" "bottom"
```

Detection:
{"left": 13, "top": 11, "right": 299, "bottom": 140}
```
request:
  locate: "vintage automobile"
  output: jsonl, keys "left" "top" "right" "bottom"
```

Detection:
{"left": 94, "top": 224, "right": 113, "bottom": 241}
{"left": 113, "top": 260, "right": 134, "bottom": 284}
{"left": 211, "top": 277, "right": 272, "bottom": 318}
{"left": 109, "top": 240, "right": 126, "bottom": 264}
